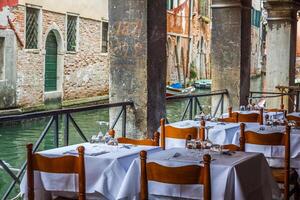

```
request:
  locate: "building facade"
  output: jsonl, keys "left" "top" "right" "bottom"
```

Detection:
{"left": 249, "top": 0, "right": 266, "bottom": 92}
{"left": 166, "top": 0, "right": 211, "bottom": 85}
{"left": 0, "top": 0, "right": 109, "bottom": 110}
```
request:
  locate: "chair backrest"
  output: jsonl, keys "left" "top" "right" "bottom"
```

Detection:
{"left": 237, "top": 110, "right": 263, "bottom": 124}
{"left": 118, "top": 132, "right": 160, "bottom": 146}
{"left": 239, "top": 123, "right": 291, "bottom": 196}
{"left": 265, "top": 108, "right": 287, "bottom": 119}
{"left": 160, "top": 118, "right": 198, "bottom": 150}
{"left": 228, "top": 106, "right": 233, "bottom": 117}
{"left": 27, "top": 144, "right": 86, "bottom": 200}
{"left": 109, "top": 129, "right": 160, "bottom": 146}
{"left": 140, "top": 151, "right": 211, "bottom": 200}
{"left": 218, "top": 112, "right": 238, "bottom": 123}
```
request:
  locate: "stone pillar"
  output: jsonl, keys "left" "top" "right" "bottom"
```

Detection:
{"left": 211, "top": 0, "right": 252, "bottom": 111}
{"left": 264, "top": 1, "right": 298, "bottom": 110}
{"left": 109, "top": 0, "right": 166, "bottom": 138}
{"left": 0, "top": 29, "right": 17, "bottom": 109}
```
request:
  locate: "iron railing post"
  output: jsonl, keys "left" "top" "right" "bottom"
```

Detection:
{"left": 69, "top": 114, "right": 88, "bottom": 142}
{"left": 64, "top": 113, "right": 69, "bottom": 146}
{"left": 54, "top": 114, "right": 59, "bottom": 148}
{"left": 221, "top": 94, "right": 224, "bottom": 115}
{"left": 193, "top": 97, "right": 197, "bottom": 116}
{"left": 296, "top": 91, "right": 300, "bottom": 112}
{"left": 122, "top": 105, "right": 126, "bottom": 137}
{"left": 189, "top": 98, "right": 193, "bottom": 120}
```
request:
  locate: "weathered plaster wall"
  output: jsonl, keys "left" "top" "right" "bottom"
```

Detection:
{"left": 109, "top": 0, "right": 166, "bottom": 137}
{"left": 166, "top": 0, "right": 211, "bottom": 84}
{"left": 109, "top": 0, "right": 148, "bottom": 137}
{"left": 18, "top": 0, "right": 108, "bottom": 20}
{"left": 265, "top": 22, "right": 292, "bottom": 108}
{"left": 0, "top": 29, "right": 17, "bottom": 109}
{"left": 211, "top": 0, "right": 251, "bottom": 110}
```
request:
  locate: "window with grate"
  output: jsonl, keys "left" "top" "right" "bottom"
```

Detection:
{"left": 26, "top": 7, "right": 39, "bottom": 49}
{"left": 199, "top": 0, "right": 208, "bottom": 16}
{"left": 0, "top": 37, "right": 4, "bottom": 80}
{"left": 102, "top": 22, "right": 108, "bottom": 53}
{"left": 67, "top": 15, "right": 78, "bottom": 52}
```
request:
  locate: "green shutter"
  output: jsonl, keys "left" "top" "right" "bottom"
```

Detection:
{"left": 251, "top": 8, "right": 261, "bottom": 28}
{"left": 45, "top": 31, "right": 57, "bottom": 92}
{"left": 102, "top": 22, "right": 108, "bottom": 53}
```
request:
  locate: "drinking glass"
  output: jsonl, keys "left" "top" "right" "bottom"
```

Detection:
{"left": 240, "top": 105, "right": 246, "bottom": 111}
{"left": 203, "top": 126, "right": 213, "bottom": 149}
{"left": 186, "top": 139, "right": 195, "bottom": 149}
{"left": 288, "top": 120, "right": 296, "bottom": 127}
{"left": 90, "top": 135, "right": 98, "bottom": 143}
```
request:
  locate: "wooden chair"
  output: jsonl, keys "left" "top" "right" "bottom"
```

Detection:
{"left": 108, "top": 129, "right": 160, "bottom": 146}
{"left": 237, "top": 109, "right": 263, "bottom": 125}
{"left": 27, "top": 144, "right": 86, "bottom": 200}
{"left": 218, "top": 112, "right": 238, "bottom": 123}
{"left": 265, "top": 108, "right": 287, "bottom": 120}
{"left": 140, "top": 150, "right": 211, "bottom": 200}
{"left": 160, "top": 118, "right": 198, "bottom": 150}
{"left": 199, "top": 120, "right": 206, "bottom": 141}
{"left": 239, "top": 123, "right": 299, "bottom": 200}
{"left": 286, "top": 115, "right": 300, "bottom": 127}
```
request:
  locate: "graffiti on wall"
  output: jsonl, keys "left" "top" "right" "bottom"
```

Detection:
{"left": 0, "top": 0, "right": 17, "bottom": 28}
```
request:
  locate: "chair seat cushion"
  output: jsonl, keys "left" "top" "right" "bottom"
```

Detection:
{"left": 271, "top": 168, "right": 298, "bottom": 183}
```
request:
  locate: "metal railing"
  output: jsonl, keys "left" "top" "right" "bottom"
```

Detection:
{"left": 0, "top": 90, "right": 229, "bottom": 199}
{"left": 249, "top": 90, "right": 300, "bottom": 112}
{"left": 0, "top": 101, "right": 134, "bottom": 200}
{"left": 166, "top": 89, "right": 229, "bottom": 122}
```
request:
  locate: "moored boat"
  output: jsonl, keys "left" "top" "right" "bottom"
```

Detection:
{"left": 166, "top": 84, "right": 195, "bottom": 97}
{"left": 192, "top": 79, "right": 212, "bottom": 89}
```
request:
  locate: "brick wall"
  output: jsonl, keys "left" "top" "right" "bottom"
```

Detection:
{"left": 11, "top": 5, "right": 108, "bottom": 108}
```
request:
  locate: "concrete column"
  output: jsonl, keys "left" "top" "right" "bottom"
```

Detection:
{"left": 109, "top": 0, "right": 166, "bottom": 138}
{"left": 264, "top": 1, "right": 298, "bottom": 110}
{"left": 211, "top": 0, "right": 252, "bottom": 111}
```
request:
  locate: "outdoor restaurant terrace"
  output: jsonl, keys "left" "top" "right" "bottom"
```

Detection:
{"left": 2, "top": 0, "right": 300, "bottom": 199}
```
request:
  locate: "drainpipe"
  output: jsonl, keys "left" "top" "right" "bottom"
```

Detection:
{"left": 186, "top": 0, "right": 192, "bottom": 86}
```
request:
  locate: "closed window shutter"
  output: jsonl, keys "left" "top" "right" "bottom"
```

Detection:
{"left": 45, "top": 31, "right": 58, "bottom": 92}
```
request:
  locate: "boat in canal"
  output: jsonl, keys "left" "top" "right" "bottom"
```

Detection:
{"left": 166, "top": 83, "right": 196, "bottom": 97}
{"left": 192, "top": 79, "right": 212, "bottom": 89}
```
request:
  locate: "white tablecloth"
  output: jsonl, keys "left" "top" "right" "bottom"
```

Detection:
{"left": 223, "top": 110, "right": 284, "bottom": 123}
{"left": 287, "top": 112, "right": 300, "bottom": 118}
{"left": 20, "top": 143, "right": 161, "bottom": 200}
{"left": 118, "top": 148, "right": 280, "bottom": 200}
{"left": 166, "top": 120, "right": 240, "bottom": 148}
{"left": 167, "top": 120, "right": 300, "bottom": 173}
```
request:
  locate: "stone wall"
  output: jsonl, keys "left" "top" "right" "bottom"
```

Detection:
{"left": 9, "top": 5, "right": 108, "bottom": 108}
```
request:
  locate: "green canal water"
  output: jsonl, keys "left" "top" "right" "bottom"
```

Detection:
{"left": 0, "top": 90, "right": 211, "bottom": 199}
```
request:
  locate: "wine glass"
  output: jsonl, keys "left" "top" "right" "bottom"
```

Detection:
{"left": 240, "top": 105, "right": 246, "bottom": 112}
{"left": 186, "top": 139, "right": 194, "bottom": 149}
{"left": 288, "top": 120, "right": 296, "bottom": 127}
{"left": 202, "top": 126, "right": 213, "bottom": 149}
